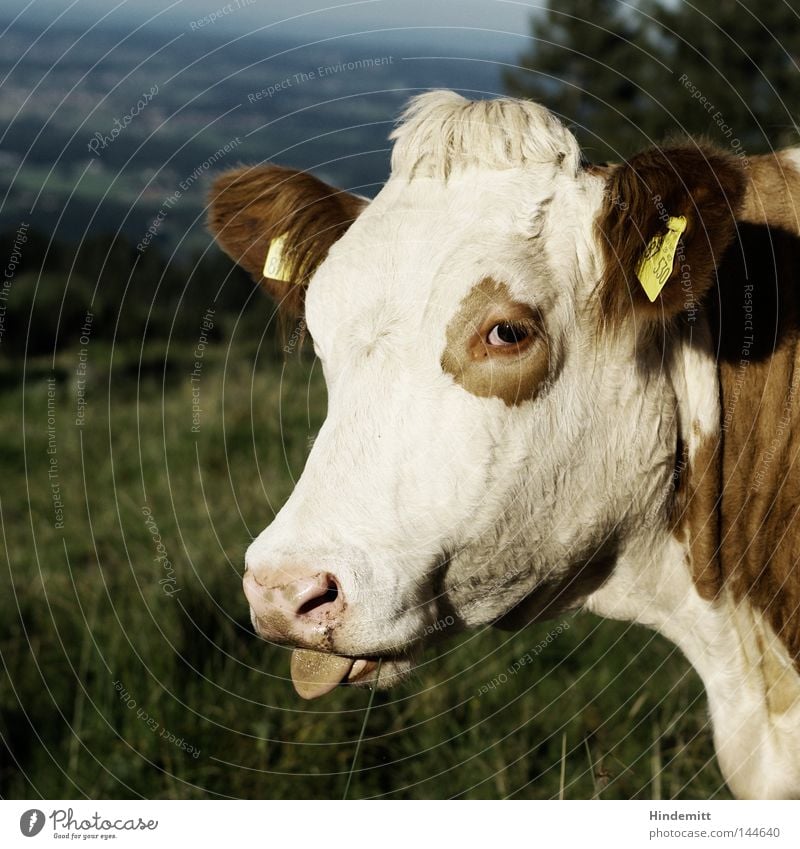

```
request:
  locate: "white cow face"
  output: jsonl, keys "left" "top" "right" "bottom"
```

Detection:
{"left": 209, "top": 92, "right": 745, "bottom": 696}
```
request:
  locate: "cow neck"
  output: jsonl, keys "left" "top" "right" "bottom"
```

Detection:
{"left": 586, "top": 313, "right": 800, "bottom": 798}
{"left": 710, "top": 163, "right": 800, "bottom": 669}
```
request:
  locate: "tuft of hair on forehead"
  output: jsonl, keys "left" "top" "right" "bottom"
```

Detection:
{"left": 389, "top": 90, "right": 582, "bottom": 180}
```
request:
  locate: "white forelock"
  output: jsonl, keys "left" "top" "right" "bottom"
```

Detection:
{"left": 389, "top": 90, "right": 582, "bottom": 179}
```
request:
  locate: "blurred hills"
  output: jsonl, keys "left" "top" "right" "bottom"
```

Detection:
{"left": 0, "top": 20, "right": 510, "bottom": 256}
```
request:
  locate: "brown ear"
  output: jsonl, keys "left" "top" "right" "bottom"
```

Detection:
{"left": 208, "top": 165, "right": 366, "bottom": 316}
{"left": 596, "top": 143, "right": 747, "bottom": 325}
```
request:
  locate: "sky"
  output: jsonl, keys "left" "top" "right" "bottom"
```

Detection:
{"left": 3, "top": 0, "right": 539, "bottom": 43}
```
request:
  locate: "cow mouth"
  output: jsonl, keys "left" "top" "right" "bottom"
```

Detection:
{"left": 289, "top": 649, "right": 404, "bottom": 699}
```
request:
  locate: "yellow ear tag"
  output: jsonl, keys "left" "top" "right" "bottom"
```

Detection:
{"left": 635, "top": 215, "right": 687, "bottom": 302}
{"left": 262, "top": 233, "right": 293, "bottom": 282}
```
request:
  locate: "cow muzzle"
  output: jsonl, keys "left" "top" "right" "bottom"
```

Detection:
{"left": 243, "top": 568, "right": 345, "bottom": 646}
{"left": 243, "top": 565, "right": 375, "bottom": 699}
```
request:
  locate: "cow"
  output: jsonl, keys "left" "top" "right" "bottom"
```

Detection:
{"left": 208, "top": 91, "right": 800, "bottom": 799}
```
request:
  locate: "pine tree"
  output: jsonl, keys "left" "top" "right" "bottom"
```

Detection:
{"left": 650, "top": 0, "right": 800, "bottom": 153}
{"left": 504, "top": 0, "right": 800, "bottom": 161}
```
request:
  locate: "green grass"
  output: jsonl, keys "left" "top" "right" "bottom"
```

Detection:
{"left": 0, "top": 340, "right": 731, "bottom": 799}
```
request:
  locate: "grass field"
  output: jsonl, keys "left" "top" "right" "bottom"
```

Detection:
{"left": 1, "top": 334, "right": 732, "bottom": 799}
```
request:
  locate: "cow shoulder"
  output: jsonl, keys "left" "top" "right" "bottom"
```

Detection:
{"left": 739, "top": 149, "right": 800, "bottom": 233}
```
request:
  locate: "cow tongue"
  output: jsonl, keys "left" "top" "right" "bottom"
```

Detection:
{"left": 290, "top": 649, "right": 355, "bottom": 699}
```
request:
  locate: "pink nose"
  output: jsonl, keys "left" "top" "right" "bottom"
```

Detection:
{"left": 242, "top": 569, "right": 345, "bottom": 646}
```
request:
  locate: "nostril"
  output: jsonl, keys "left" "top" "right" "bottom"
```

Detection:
{"left": 296, "top": 574, "right": 340, "bottom": 616}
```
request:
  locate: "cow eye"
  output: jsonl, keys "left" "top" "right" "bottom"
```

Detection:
{"left": 487, "top": 322, "right": 530, "bottom": 347}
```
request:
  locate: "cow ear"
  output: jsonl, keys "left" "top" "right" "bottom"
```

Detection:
{"left": 208, "top": 165, "right": 366, "bottom": 317}
{"left": 596, "top": 144, "right": 747, "bottom": 326}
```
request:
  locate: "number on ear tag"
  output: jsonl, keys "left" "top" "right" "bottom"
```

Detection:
{"left": 635, "top": 215, "right": 687, "bottom": 302}
{"left": 262, "top": 233, "right": 293, "bottom": 282}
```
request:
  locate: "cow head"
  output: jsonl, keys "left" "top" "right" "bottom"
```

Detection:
{"left": 209, "top": 91, "right": 746, "bottom": 697}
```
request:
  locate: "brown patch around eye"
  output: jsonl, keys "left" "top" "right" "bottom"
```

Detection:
{"left": 441, "top": 276, "right": 550, "bottom": 406}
